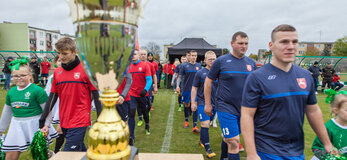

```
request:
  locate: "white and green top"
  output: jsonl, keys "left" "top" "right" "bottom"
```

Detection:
{"left": 312, "top": 118, "right": 347, "bottom": 157}
{"left": 5, "top": 83, "right": 48, "bottom": 117}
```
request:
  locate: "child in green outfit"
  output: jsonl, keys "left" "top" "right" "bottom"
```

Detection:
{"left": 311, "top": 91, "right": 347, "bottom": 159}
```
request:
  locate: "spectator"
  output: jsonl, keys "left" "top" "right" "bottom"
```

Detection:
{"left": 40, "top": 56, "right": 51, "bottom": 86}
{"left": 2, "top": 56, "right": 13, "bottom": 90}
{"left": 157, "top": 61, "right": 163, "bottom": 89}
{"left": 308, "top": 61, "right": 321, "bottom": 94}
{"left": 29, "top": 57, "right": 40, "bottom": 84}
{"left": 331, "top": 71, "right": 344, "bottom": 91}
{"left": 321, "top": 62, "right": 335, "bottom": 92}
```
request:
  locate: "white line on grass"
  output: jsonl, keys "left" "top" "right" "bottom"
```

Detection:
{"left": 160, "top": 94, "right": 176, "bottom": 153}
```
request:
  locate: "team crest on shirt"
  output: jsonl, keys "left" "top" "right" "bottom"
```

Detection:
{"left": 246, "top": 65, "right": 252, "bottom": 71}
{"left": 25, "top": 92, "right": 31, "bottom": 99}
{"left": 296, "top": 78, "right": 307, "bottom": 89}
{"left": 139, "top": 67, "right": 142, "bottom": 71}
{"left": 74, "top": 72, "right": 80, "bottom": 79}
{"left": 196, "top": 67, "right": 199, "bottom": 70}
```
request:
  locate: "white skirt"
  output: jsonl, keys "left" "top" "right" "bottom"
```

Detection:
{"left": 2, "top": 115, "right": 58, "bottom": 152}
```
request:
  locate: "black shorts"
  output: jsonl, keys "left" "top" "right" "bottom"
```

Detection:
{"left": 41, "top": 73, "right": 49, "bottom": 78}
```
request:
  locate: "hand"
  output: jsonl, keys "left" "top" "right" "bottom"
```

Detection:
{"left": 140, "top": 89, "right": 147, "bottom": 97}
{"left": 176, "top": 86, "right": 180, "bottom": 93}
{"left": 117, "top": 96, "right": 124, "bottom": 105}
{"left": 41, "top": 126, "right": 49, "bottom": 137}
{"left": 324, "top": 144, "right": 339, "bottom": 156}
{"left": 171, "top": 82, "right": 173, "bottom": 87}
{"left": 204, "top": 104, "right": 213, "bottom": 116}
{"left": 153, "top": 86, "right": 158, "bottom": 94}
{"left": 191, "top": 102, "right": 197, "bottom": 111}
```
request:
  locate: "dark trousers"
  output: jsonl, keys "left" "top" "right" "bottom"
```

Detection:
{"left": 165, "top": 74, "right": 172, "bottom": 89}
{"left": 62, "top": 127, "right": 88, "bottom": 151}
{"left": 331, "top": 82, "right": 344, "bottom": 91}
{"left": 322, "top": 78, "right": 332, "bottom": 88}
{"left": 32, "top": 73, "right": 39, "bottom": 84}
{"left": 3, "top": 73, "right": 11, "bottom": 90}
{"left": 116, "top": 101, "right": 130, "bottom": 122}
{"left": 129, "top": 96, "right": 150, "bottom": 139}
{"left": 313, "top": 77, "right": 319, "bottom": 91}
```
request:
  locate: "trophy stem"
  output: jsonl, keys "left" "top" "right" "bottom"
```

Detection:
{"left": 87, "top": 89, "right": 131, "bottom": 160}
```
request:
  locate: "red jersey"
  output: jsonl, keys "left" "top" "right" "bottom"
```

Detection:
{"left": 51, "top": 63, "right": 97, "bottom": 128}
{"left": 150, "top": 61, "right": 159, "bottom": 72}
{"left": 145, "top": 61, "right": 155, "bottom": 76}
{"left": 332, "top": 74, "right": 340, "bottom": 83}
{"left": 117, "top": 78, "right": 130, "bottom": 101}
{"left": 163, "top": 63, "right": 176, "bottom": 75}
{"left": 41, "top": 61, "right": 51, "bottom": 74}
{"left": 128, "top": 61, "right": 151, "bottom": 97}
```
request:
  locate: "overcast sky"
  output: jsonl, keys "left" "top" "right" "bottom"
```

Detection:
{"left": 1, "top": 0, "right": 347, "bottom": 56}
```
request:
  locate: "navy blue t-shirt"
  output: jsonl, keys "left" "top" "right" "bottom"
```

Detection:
{"left": 242, "top": 63, "right": 317, "bottom": 157}
{"left": 192, "top": 67, "right": 218, "bottom": 106}
{"left": 179, "top": 62, "right": 201, "bottom": 92}
{"left": 174, "top": 63, "right": 182, "bottom": 73}
{"left": 207, "top": 54, "right": 256, "bottom": 115}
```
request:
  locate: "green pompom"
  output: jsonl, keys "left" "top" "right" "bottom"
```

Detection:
{"left": 30, "top": 130, "right": 48, "bottom": 160}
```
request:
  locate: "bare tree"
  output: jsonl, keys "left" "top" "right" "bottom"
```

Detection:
{"left": 142, "top": 42, "right": 162, "bottom": 56}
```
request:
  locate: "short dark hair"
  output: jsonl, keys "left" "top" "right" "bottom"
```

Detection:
{"left": 271, "top": 24, "right": 296, "bottom": 42}
{"left": 186, "top": 51, "right": 191, "bottom": 56}
{"left": 232, "top": 32, "right": 248, "bottom": 42}
{"left": 189, "top": 50, "right": 197, "bottom": 53}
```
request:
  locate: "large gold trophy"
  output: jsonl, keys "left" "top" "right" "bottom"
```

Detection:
{"left": 66, "top": 0, "right": 143, "bottom": 159}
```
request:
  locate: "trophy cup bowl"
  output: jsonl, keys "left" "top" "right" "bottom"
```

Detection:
{"left": 66, "top": 0, "right": 142, "bottom": 159}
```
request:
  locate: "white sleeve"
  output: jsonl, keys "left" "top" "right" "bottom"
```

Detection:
{"left": 0, "top": 104, "right": 12, "bottom": 133}
{"left": 44, "top": 75, "right": 54, "bottom": 95}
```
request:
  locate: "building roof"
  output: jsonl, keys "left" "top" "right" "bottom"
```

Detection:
{"left": 168, "top": 38, "right": 222, "bottom": 56}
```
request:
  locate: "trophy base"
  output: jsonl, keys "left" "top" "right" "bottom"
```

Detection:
{"left": 81, "top": 146, "right": 138, "bottom": 160}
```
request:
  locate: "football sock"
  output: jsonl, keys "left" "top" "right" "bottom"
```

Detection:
{"left": 221, "top": 140, "right": 228, "bottom": 160}
{"left": 54, "top": 134, "right": 65, "bottom": 153}
{"left": 201, "top": 127, "right": 210, "bottom": 151}
{"left": 184, "top": 107, "right": 189, "bottom": 122}
{"left": 228, "top": 153, "right": 240, "bottom": 160}
{"left": 129, "top": 117, "right": 135, "bottom": 139}
{"left": 193, "top": 111, "right": 198, "bottom": 127}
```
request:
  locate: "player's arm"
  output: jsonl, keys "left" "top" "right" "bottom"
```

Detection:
{"left": 306, "top": 104, "right": 335, "bottom": 154}
{"left": 171, "top": 72, "right": 177, "bottom": 86}
{"left": 176, "top": 75, "right": 182, "bottom": 92}
{"left": 92, "top": 90, "right": 103, "bottom": 117}
{"left": 152, "top": 74, "right": 158, "bottom": 94}
{"left": 190, "top": 86, "right": 198, "bottom": 111}
{"left": 39, "top": 93, "right": 58, "bottom": 128}
{"left": 0, "top": 104, "right": 13, "bottom": 135}
{"left": 40, "top": 102, "right": 53, "bottom": 134}
{"left": 204, "top": 77, "right": 213, "bottom": 116}
{"left": 118, "top": 73, "right": 132, "bottom": 104}
{"left": 241, "top": 106, "right": 260, "bottom": 160}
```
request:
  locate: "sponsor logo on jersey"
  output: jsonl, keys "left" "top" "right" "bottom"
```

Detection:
{"left": 74, "top": 72, "right": 80, "bottom": 79}
{"left": 25, "top": 92, "right": 31, "bottom": 99}
{"left": 268, "top": 75, "right": 276, "bottom": 80}
{"left": 247, "top": 65, "right": 252, "bottom": 71}
{"left": 297, "top": 78, "right": 307, "bottom": 89}
{"left": 58, "top": 70, "right": 62, "bottom": 74}
{"left": 226, "top": 60, "right": 232, "bottom": 62}
{"left": 139, "top": 67, "right": 142, "bottom": 71}
{"left": 11, "top": 102, "right": 29, "bottom": 108}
